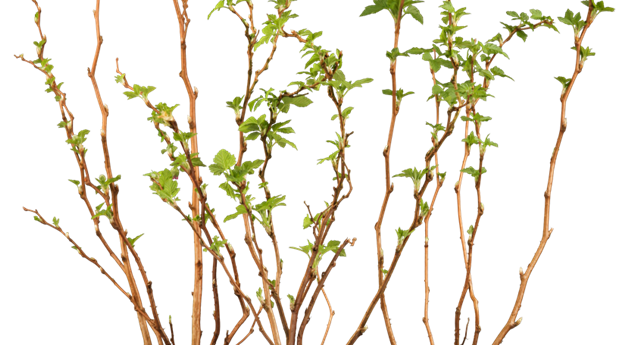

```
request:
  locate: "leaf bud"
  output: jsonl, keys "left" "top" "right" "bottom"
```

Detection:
{"left": 67, "top": 120, "right": 73, "bottom": 131}
{"left": 187, "top": 115, "right": 192, "bottom": 124}
{"left": 359, "top": 326, "right": 369, "bottom": 334}
{"left": 94, "top": 224, "right": 98, "bottom": 232}
{"left": 515, "top": 317, "right": 522, "bottom": 326}
{"left": 519, "top": 267, "right": 523, "bottom": 275}
{"left": 100, "top": 267, "right": 105, "bottom": 274}
{"left": 65, "top": 232, "right": 70, "bottom": 239}
{"left": 100, "top": 129, "right": 105, "bottom": 137}
{"left": 77, "top": 185, "right": 83, "bottom": 195}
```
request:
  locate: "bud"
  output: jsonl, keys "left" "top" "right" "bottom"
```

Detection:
{"left": 194, "top": 86, "right": 198, "bottom": 95}
{"left": 100, "top": 129, "right": 105, "bottom": 137}
{"left": 519, "top": 267, "right": 523, "bottom": 275}
{"left": 425, "top": 237, "right": 429, "bottom": 244}
{"left": 480, "top": 203, "right": 484, "bottom": 212}
{"left": 78, "top": 185, "right": 83, "bottom": 195}
{"left": 67, "top": 120, "right": 73, "bottom": 131}
{"left": 65, "top": 232, "right": 69, "bottom": 238}
{"left": 94, "top": 224, "right": 98, "bottom": 232}
{"left": 100, "top": 267, "right": 105, "bottom": 274}
{"left": 227, "top": 243, "right": 233, "bottom": 252}
{"left": 187, "top": 115, "right": 192, "bottom": 124}
{"left": 359, "top": 326, "right": 368, "bottom": 334}
{"left": 455, "top": 180, "right": 460, "bottom": 189}
{"left": 515, "top": 317, "right": 522, "bottom": 326}
{"left": 90, "top": 257, "right": 95, "bottom": 261}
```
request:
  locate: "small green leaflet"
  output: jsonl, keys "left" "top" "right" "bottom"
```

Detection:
{"left": 127, "top": 233, "right": 144, "bottom": 248}
{"left": 210, "top": 149, "right": 236, "bottom": 175}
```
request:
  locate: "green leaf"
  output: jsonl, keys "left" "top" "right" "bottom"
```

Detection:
{"left": 90, "top": 202, "right": 114, "bottom": 221}
{"left": 393, "top": 166, "right": 436, "bottom": 191}
{"left": 255, "top": 287, "right": 264, "bottom": 303}
{"left": 490, "top": 66, "right": 514, "bottom": 81}
{"left": 405, "top": 5, "right": 423, "bottom": 24}
{"left": 360, "top": 0, "right": 387, "bottom": 17}
{"left": 467, "top": 225, "right": 474, "bottom": 235}
{"left": 302, "top": 200, "right": 330, "bottom": 230}
{"left": 283, "top": 95, "right": 313, "bottom": 108}
{"left": 478, "top": 69, "right": 494, "bottom": 80}
{"left": 208, "top": 0, "right": 225, "bottom": 19}
{"left": 210, "top": 149, "right": 236, "bottom": 175}
{"left": 70, "top": 246, "right": 83, "bottom": 254}
{"left": 69, "top": 179, "right": 81, "bottom": 186}
{"left": 52, "top": 217, "right": 60, "bottom": 227}
{"left": 461, "top": 166, "right": 487, "bottom": 181}
{"left": 204, "top": 235, "right": 228, "bottom": 255}
{"left": 224, "top": 205, "right": 247, "bottom": 222}
{"left": 395, "top": 227, "right": 415, "bottom": 247}
{"left": 95, "top": 174, "right": 122, "bottom": 191}
{"left": 529, "top": 9, "right": 543, "bottom": 20}
{"left": 516, "top": 30, "right": 528, "bottom": 42}
{"left": 127, "top": 233, "right": 144, "bottom": 248}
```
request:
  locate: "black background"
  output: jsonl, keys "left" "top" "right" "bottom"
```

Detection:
{"left": 5, "top": 0, "right": 619, "bottom": 345}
